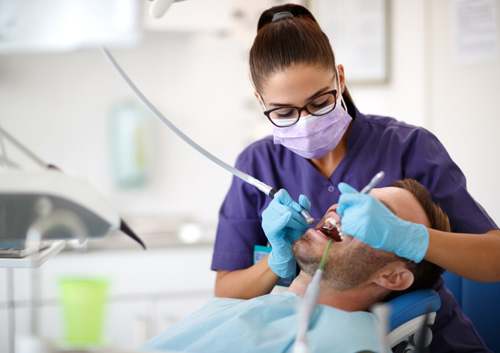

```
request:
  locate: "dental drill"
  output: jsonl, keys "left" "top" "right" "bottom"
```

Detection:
{"left": 101, "top": 47, "right": 314, "bottom": 225}
{"left": 293, "top": 171, "right": 385, "bottom": 353}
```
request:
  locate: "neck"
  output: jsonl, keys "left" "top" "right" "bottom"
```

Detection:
{"left": 309, "top": 122, "right": 352, "bottom": 179}
{"left": 288, "top": 272, "right": 389, "bottom": 312}
{"left": 316, "top": 286, "right": 382, "bottom": 312}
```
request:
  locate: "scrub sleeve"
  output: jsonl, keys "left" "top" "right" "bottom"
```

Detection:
{"left": 212, "top": 107, "right": 497, "bottom": 353}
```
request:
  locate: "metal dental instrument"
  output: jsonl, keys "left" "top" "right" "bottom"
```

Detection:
{"left": 293, "top": 170, "right": 386, "bottom": 353}
{"left": 359, "top": 171, "right": 386, "bottom": 194}
{"left": 322, "top": 171, "right": 385, "bottom": 231}
{"left": 101, "top": 47, "right": 315, "bottom": 225}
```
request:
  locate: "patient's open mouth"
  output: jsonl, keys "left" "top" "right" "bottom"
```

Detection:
{"left": 315, "top": 218, "right": 343, "bottom": 242}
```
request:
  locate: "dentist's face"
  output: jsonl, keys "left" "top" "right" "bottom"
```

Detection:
{"left": 292, "top": 186, "right": 430, "bottom": 291}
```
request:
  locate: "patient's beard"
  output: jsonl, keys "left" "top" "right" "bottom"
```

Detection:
{"left": 293, "top": 236, "right": 394, "bottom": 292}
{"left": 292, "top": 236, "right": 322, "bottom": 277}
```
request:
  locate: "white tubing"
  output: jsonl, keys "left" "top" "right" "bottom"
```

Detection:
{"left": 295, "top": 269, "right": 323, "bottom": 348}
{"left": 100, "top": 47, "right": 269, "bottom": 193}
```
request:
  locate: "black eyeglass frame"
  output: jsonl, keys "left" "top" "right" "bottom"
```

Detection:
{"left": 263, "top": 89, "right": 338, "bottom": 128}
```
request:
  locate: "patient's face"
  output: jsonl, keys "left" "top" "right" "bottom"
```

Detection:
{"left": 292, "top": 186, "right": 430, "bottom": 291}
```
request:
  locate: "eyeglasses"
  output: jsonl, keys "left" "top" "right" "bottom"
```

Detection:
{"left": 263, "top": 89, "right": 338, "bottom": 127}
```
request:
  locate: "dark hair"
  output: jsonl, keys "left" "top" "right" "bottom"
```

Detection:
{"left": 383, "top": 179, "right": 450, "bottom": 301}
{"left": 249, "top": 4, "right": 354, "bottom": 105}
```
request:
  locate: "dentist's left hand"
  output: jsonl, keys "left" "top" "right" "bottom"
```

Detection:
{"left": 336, "top": 182, "right": 429, "bottom": 263}
{"left": 262, "top": 189, "right": 311, "bottom": 278}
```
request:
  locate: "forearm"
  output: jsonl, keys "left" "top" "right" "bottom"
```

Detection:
{"left": 214, "top": 254, "right": 281, "bottom": 299}
{"left": 425, "top": 229, "right": 500, "bottom": 282}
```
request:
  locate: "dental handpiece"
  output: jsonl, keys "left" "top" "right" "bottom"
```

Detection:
{"left": 323, "top": 171, "right": 385, "bottom": 231}
{"left": 267, "top": 188, "right": 314, "bottom": 225}
{"left": 359, "top": 171, "right": 386, "bottom": 195}
{"left": 101, "top": 48, "right": 315, "bottom": 225}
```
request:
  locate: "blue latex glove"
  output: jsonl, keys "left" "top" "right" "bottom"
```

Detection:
{"left": 336, "top": 182, "right": 429, "bottom": 263}
{"left": 262, "top": 189, "right": 311, "bottom": 277}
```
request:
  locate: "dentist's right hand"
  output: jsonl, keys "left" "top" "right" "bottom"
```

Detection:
{"left": 262, "top": 189, "right": 311, "bottom": 278}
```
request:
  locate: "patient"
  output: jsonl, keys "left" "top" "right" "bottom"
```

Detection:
{"left": 139, "top": 179, "right": 449, "bottom": 353}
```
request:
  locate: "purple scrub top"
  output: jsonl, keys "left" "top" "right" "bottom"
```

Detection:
{"left": 212, "top": 106, "right": 497, "bottom": 352}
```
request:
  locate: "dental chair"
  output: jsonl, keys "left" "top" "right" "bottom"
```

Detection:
{"left": 386, "top": 289, "right": 441, "bottom": 353}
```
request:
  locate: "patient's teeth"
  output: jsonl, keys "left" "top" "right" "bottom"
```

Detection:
{"left": 325, "top": 217, "right": 336, "bottom": 229}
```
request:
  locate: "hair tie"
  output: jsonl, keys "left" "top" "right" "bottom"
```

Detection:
{"left": 272, "top": 11, "right": 294, "bottom": 22}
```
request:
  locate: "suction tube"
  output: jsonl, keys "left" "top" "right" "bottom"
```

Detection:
{"left": 101, "top": 47, "right": 314, "bottom": 225}
{"left": 101, "top": 48, "right": 272, "bottom": 193}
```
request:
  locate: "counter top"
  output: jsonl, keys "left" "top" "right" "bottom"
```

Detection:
{"left": 0, "top": 240, "right": 65, "bottom": 268}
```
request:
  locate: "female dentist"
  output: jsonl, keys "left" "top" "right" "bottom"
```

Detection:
{"left": 211, "top": 3, "right": 499, "bottom": 352}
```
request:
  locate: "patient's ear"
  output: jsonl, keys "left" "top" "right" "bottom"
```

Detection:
{"left": 373, "top": 262, "right": 414, "bottom": 291}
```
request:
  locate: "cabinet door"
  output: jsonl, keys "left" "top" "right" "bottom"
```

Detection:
{"left": 0, "top": 308, "right": 10, "bottom": 353}
{"left": 106, "top": 299, "right": 152, "bottom": 349}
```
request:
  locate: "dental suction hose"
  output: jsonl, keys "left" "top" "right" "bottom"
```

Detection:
{"left": 293, "top": 238, "right": 333, "bottom": 353}
{"left": 101, "top": 47, "right": 314, "bottom": 225}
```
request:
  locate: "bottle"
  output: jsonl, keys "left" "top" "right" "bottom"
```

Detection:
{"left": 109, "top": 102, "right": 150, "bottom": 188}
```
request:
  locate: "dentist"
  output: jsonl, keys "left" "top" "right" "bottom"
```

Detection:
{"left": 211, "top": 3, "right": 498, "bottom": 352}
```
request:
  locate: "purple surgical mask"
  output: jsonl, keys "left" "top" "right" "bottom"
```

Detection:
{"left": 272, "top": 98, "right": 352, "bottom": 159}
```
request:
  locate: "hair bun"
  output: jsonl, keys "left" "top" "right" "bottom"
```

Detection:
{"left": 272, "top": 11, "right": 294, "bottom": 22}
{"left": 257, "top": 4, "right": 317, "bottom": 32}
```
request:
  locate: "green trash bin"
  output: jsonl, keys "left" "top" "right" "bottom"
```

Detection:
{"left": 58, "top": 277, "right": 109, "bottom": 347}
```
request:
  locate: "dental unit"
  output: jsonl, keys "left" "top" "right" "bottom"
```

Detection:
{"left": 293, "top": 171, "right": 385, "bottom": 353}
{"left": 0, "top": 125, "right": 145, "bottom": 249}
{"left": 101, "top": 47, "right": 315, "bottom": 226}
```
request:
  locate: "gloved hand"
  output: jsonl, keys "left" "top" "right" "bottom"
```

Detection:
{"left": 262, "top": 189, "right": 311, "bottom": 277}
{"left": 336, "top": 182, "right": 429, "bottom": 263}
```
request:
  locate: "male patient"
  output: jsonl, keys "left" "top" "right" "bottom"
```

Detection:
{"left": 139, "top": 179, "right": 449, "bottom": 353}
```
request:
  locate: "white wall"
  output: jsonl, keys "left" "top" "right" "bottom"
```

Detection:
{"left": 428, "top": 0, "right": 500, "bottom": 224}
{"left": 348, "top": 0, "right": 427, "bottom": 127}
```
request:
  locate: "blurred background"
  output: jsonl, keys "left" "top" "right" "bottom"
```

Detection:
{"left": 0, "top": 0, "right": 499, "bottom": 351}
